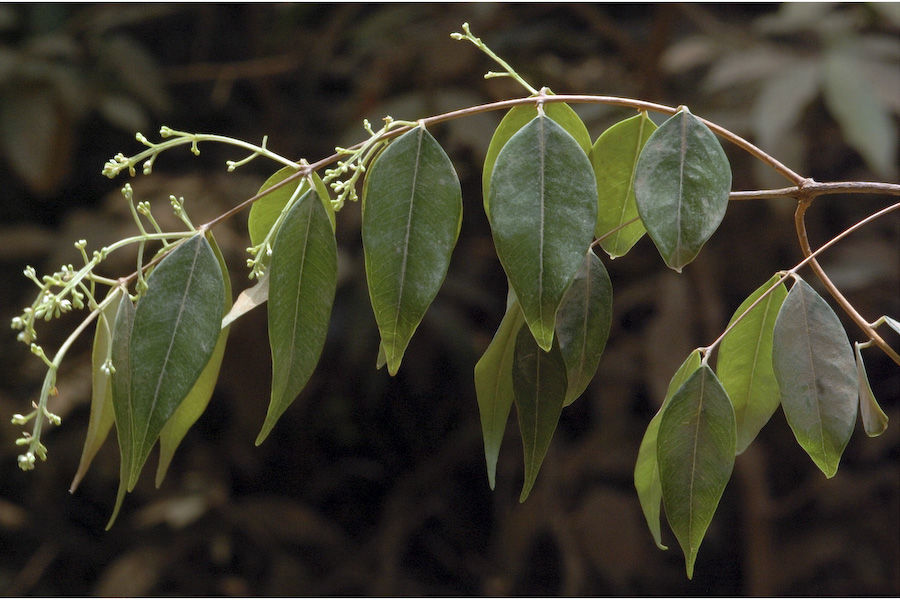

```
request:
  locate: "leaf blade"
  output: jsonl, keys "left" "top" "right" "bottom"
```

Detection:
{"left": 855, "top": 343, "right": 888, "bottom": 437}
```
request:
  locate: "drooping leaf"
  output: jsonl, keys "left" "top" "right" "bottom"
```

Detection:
{"left": 474, "top": 287, "right": 525, "bottom": 489}
{"left": 884, "top": 316, "right": 900, "bottom": 335}
{"left": 591, "top": 111, "right": 657, "bottom": 258}
{"left": 823, "top": 47, "right": 897, "bottom": 179}
{"left": 375, "top": 342, "right": 387, "bottom": 370}
{"left": 156, "top": 232, "right": 231, "bottom": 485}
{"left": 555, "top": 248, "right": 613, "bottom": 406}
{"left": 362, "top": 125, "right": 462, "bottom": 375}
{"left": 70, "top": 286, "right": 124, "bottom": 493}
{"left": 127, "top": 234, "right": 225, "bottom": 488}
{"left": 249, "top": 168, "right": 335, "bottom": 247}
{"left": 855, "top": 343, "right": 888, "bottom": 437}
{"left": 634, "top": 349, "right": 701, "bottom": 551}
{"left": 489, "top": 114, "right": 598, "bottom": 351}
{"left": 513, "top": 326, "right": 568, "bottom": 502}
{"left": 483, "top": 101, "right": 592, "bottom": 218}
{"left": 221, "top": 271, "right": 269, "bottom": 329}
{"left": 260, "top": 188, "right": 337, "bottom": 445}
{"left": 658, "top": 365, "right": 736, "bottom": 579}
{"left": 108, "top": 289, "right": 136, "bottom": 529}
{"left": 716, "top": 275, "right": 788, "bottom": 454}
{"left": 772, "top": 278, "right": 858, "bottom": 478}
{"left": 634, "top": 108, "right": 732, "bottom": 272}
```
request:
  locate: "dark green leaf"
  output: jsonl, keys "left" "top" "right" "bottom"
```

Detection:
{"left": 156, "top": 232, "right": 231, "bottom": 485}
{"left": 855, "top": 343, "right": 888, "bottom": 437}
{"left": 128, "top": 234, "right": 225, "bottom": 487}
{"left": 717, "top": 275, "right": 787, "bottom": 454}
{"left": 474, "top": 288, "right": 525, "bottom": 489}
{"left": 658, "top": 365, "right": 736, "bottom": 579}
{"left": 71, "top": 286, "right": 124, "bottom": 493}
{"left": 634, "top": 108, "right": 732, "bottom": 272}
{"left": 772, "top": 278, "right": 858, "bottom": 478}
{"left": 591, "top": 111, "right": 657, "bottom": 258}
{"left": 483, "top": 102, "right": 592, "bottom": 218}
{"left": 362, "top": 125, "right": 462, "bottom": 375}
{"left": 513, "top": 326, "right": 568, "bottom": 502}
{"left": 634, "top": 349, "right": 701, "bottom": 551}
{"left": 260, "top": 189, "right": 337, "bottom": 444}
{"left": 489, "top": 114, "right": 598, "bottom": 351}
{"left": 555, "top": 248, "right": 612, "bottom": 406}
{"left": 108, "top": 288, "right": 136, "bottom": 529}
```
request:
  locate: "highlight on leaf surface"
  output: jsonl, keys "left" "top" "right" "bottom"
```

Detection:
{"left": 855, "top": 343, "right": 888, "bottom": 437}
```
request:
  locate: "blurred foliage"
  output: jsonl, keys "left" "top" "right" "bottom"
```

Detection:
{"left": 0, "top": 4, "right": 897, "bottom": 595}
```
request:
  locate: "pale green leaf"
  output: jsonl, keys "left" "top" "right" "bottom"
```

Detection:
{"left": 221, "top": 271, "right": 269, "bottom": 329}
{"left": 489, "top": 114, "right": 597, "bottom": 351}
{"left": 855, "top": 343, "right": 888, "bottom": 437}
{"left": 249, "top": 168, "right": 335, "bottom": 247}
{"left": 108, "top": 288, "right": 136, "bottom": 529}
{"left": 658, "top": 365, "right": 736, "bottom": 579}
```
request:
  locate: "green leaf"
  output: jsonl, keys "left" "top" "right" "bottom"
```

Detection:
{"left": 474, "top": 287, "right": 525, "bottom": 490}
{"left": 362, "top": 125, "right": 462, "bottom": 375}
{"left": 772, "top": 278, "right": 858, "bottom": 478}
{"left": 555, "top": 248, "right": 613, "bottom": 406}
{"left": 855, "top": 343, "right": 888, "bottom": 437}
{"left": 483, "top": 102, "right": 592, "bottom": 219}
{"left": 489, "top": 114, "right": 598, "bottom": 351}
{"left": 513, "top": 326, "right": 568, "bottom": 502}
{"left": 156, "top": 232, "right": 231, "bottom": 486}
{"left": 221, "top": 271, "right": 268, "bottom": 329}
{"left": 716, "top": 275, "right": 788, "bottom": 454}
{"left": 108, "top": 288, "right": 136, "bottom": 529}
{"left": 591, "top": 111, "right": 657, "bottom": 258}
{"left": 658, "top": 365, "right": 736, "bottom": 579}
{"left": 70, "top": 286, "right": 124, "bottom": 493}
{"left": 260, "top": 188, "right": 338, "bottom": 445}
{"left": 127, "top": 234, "right": 225, "bottom": 488}
{"left": 249, "top": 168, "right": 335, "bottom": 247}
{"left": 634, "top": 349, "right": 701, "bottom": 551}
{"left": 634, "top": 108, "right": 732, "bottom": 272}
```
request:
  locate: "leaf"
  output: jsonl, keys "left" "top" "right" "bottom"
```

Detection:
{"left": 474, "top": 287, "right": 525, "bottom": 489}
{"left": 658, "top": 365, "right": 736, "bottom": 579}
{"left": 248, "top": 167, "right": 335, "bottom": 247}
{"left": 823, "top": 47, "right": 897, "bottom": 179}
{"left": 634, "top": 349, "right": 701, "bottom": 551}
{"left": 855, "top": 343, "right": 888, "bottom": 437}
{"left": 772, "top": 278, "right": 858, "bottom": 478}
{"left": 489, "top": 114, "right": 598, "bottom": 351}
{"left": 70, "top": 286, "right": 124, "bottom": 493}
{"left": 156, "top": 232, "right": 231, "bottom": 486}
{"left": 108, "top": 289, "right": 136, "bottom": 529}
{"left": 555, "top": 248, "right": 613, "bottom": 406}
{"left": 221, "top": 271, "right": 269, "bottom": 329}
{"left": 127, "top": 234, "right": 225, "bottom": 488}
{"left": 513, "top": 326, "right": 568, "bottom": 502}
{"left": 591, "top": 111, "right": 657, "bottom": 258}
{"left": 483, "top": 101, "right": 592, "bottom": 218}
{"left": 884, "top": 316, "right": 900, "bottom": 335}
{"left": 634, "top": 108, "right": 732, "bottom": 272}
{"left": 260, "top": 188, "right": 338, "bottom": 445}
{"left": 716, "top": 275, "right": 788, "bottom": 454}
{"left": 362, "top": 125, "right": 462, "bottom": 375}
{"left": 751, "top": 59, "right": 821, "bottom": 153}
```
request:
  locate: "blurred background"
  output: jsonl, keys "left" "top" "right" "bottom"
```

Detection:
{"left": 0, "top": 4, "right": 897, "bottom": 595}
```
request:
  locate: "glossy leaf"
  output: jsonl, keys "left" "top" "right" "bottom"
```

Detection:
{"left": 513, "top": 326, "right": 568, "bottom": 502}
{"left": 489, "top": 114, "right": 598, "bottom": 351}
{"left": 222, "top": 271, "right": 269, "bottom": 329}
{"left": 474, "top": 288, "right": 525, "bottom": 489}
{"left": 107, "top": 289, "right": 136, "bottom": 529}
{"left": 71, "top": 286, "right": 124, "bottom": 493}
{"left": 658, "top": 365, "right": 736, "bottom": 579}
{"left": 127, "top": 234, "right": 225, "bottom": 487}
{"left": 855, "top": 343, "right": 888, "bottom": 437}
{"left": 591, "top": 111, "right": 657, "bottom": 258}
{"left": 772, "top": 278, "right": 858, "bottom": 478}
{"left": 362, "top": 125, "right": 462, "bottom": 375}
{"left": 716, "top": 275, "right": 788, "bottom": 454}
{"left": 634, "top": 108, "right": 732, "bottom": 272}
{"left": 634, "top": 349, "right": 701, "bottom": 551}
{"left": 483, "top": 101, "right": 592, "bottom": 218}
{"left": 260, "top": 188, "right": 338, "bottom": 445}
{"left": 249, "top": 168, "right": 335, "bottom": 247}
{"left": 156, "top": 233, "right": 231, "bottom": 485}
{"left": 555, "top": 248, "right": 613, "bottom": 406}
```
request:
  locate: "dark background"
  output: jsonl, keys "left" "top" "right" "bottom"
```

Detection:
{"left": 0, "top": 4, "right": 897, "bottom": 595}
